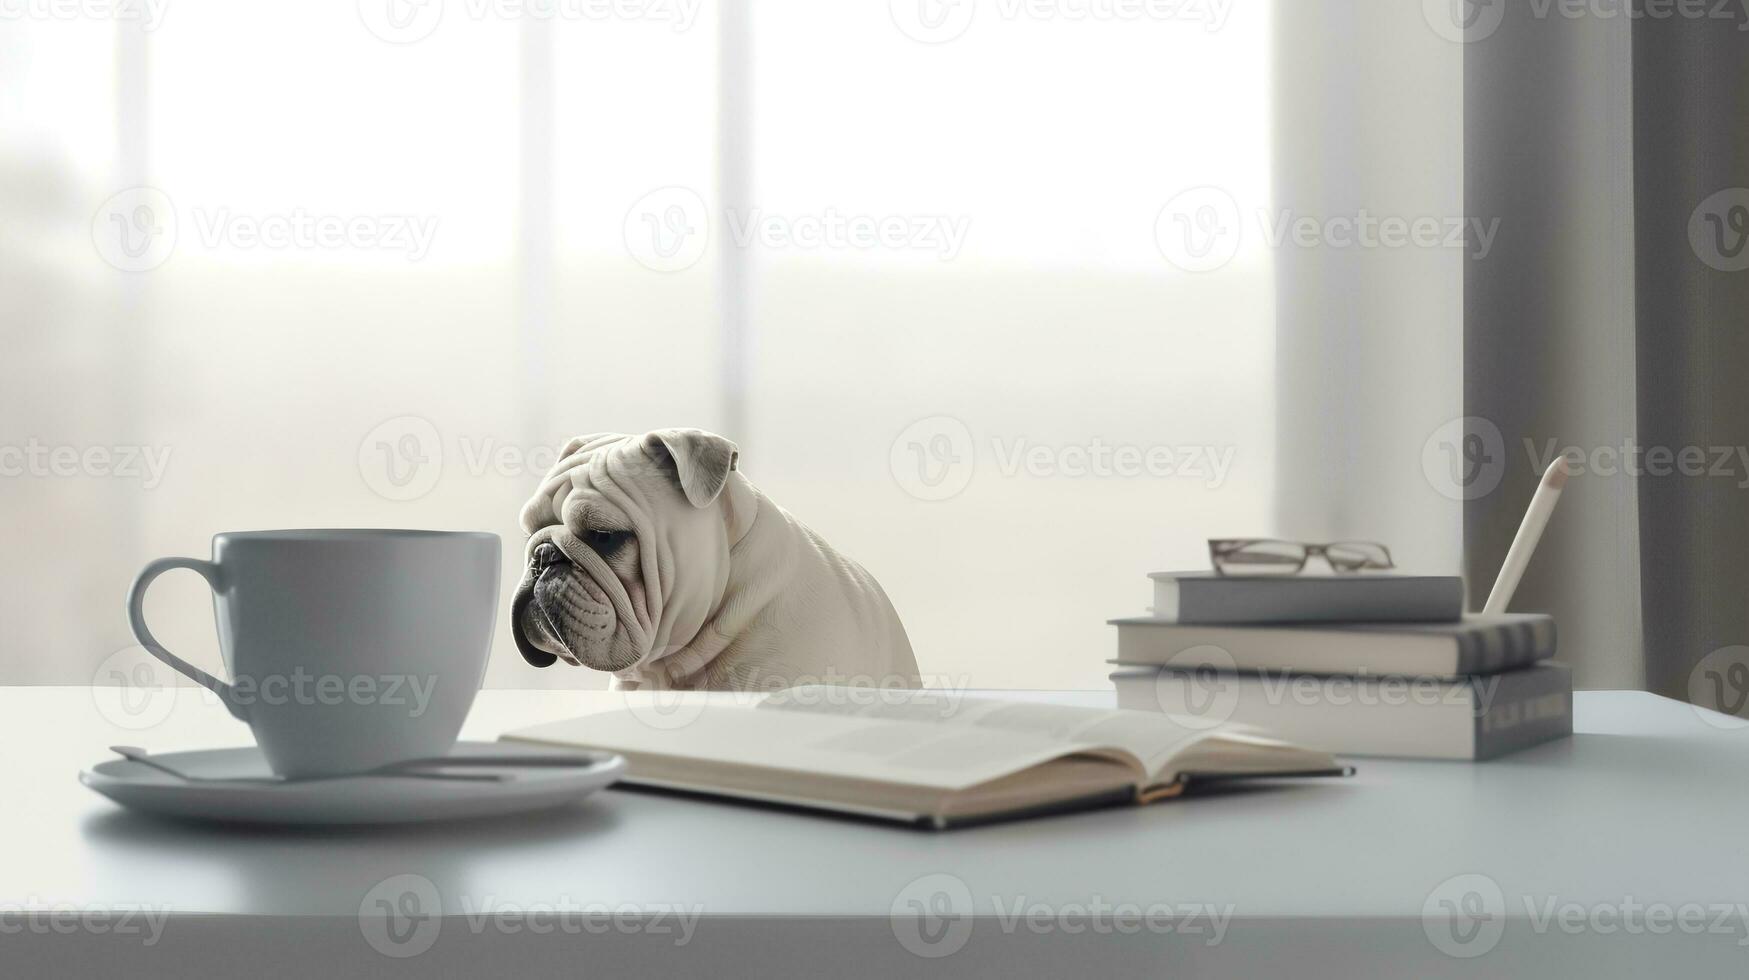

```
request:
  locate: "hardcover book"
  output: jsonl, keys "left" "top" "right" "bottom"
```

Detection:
{"left": 1109, "top": 613, "right": 1556, "bottom": 679}
{"left": 1149, "top": 571, "right": 1466, "bottom": 625}
{"left": 504, "top": 688, "right": 1346, "bottom": 828}
{"left": 1113, "top": 662, "right": 1573, "bottom": 761}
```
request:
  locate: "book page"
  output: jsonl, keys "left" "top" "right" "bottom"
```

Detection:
{"left": 759, "top": 688, "right": 1215, "bottom": 780}
{"left": 507, "top": 703, "right": 1130, "bottom": 793}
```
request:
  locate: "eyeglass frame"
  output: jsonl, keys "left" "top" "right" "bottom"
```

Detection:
{"left": 1207, "top": 538, "right": 1396, "bottom": 576}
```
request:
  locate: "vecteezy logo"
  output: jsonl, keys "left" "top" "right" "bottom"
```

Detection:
{"left": 359, "top": 416, "right": 443, "bottom": 502}
{"left": 1151, "top": 645, "right": 1240, "bottom": 730}
{"left": 1155, "top": 186, "right": 1242, "bottom": 273}
{"left": 623, "top": 186, "right": 710, "bottom": 273}
{"left": 92, "top": 187, "right": 177, "bottom": 272}
{"left": 359, "top": 873, "right": 442, "bottom": 958}
{"left": 1421, "top": 873, "right": 1505, "bottom": 958}
{"left": 1421, "top": 416, "right": 1506, "bottom": 502}
{"left": 1422, "top": 0, "right": 1505, "bottom": 44}
{"left": 1689, "top": 189, "right": 1749, "bottom": 273}
{"left": 889, "top": 0, "right": 975, "bottom": 43}
{"left": 90, "top": 645, "right": 178, "bottom": 731}
{"left": 1689, "top": 646, "right": 1749, "bottom": 731}
{"left": 624, "top": 683, "right": 710, "bottom": 732}
{"left": 889, "top": 416, "right": 975, "bottom": 502}
{"left": 357, "top": 0, "right": 444, "bottom": 43}
{"left": 890, "top": 873, "right": 973, "bottom": 958}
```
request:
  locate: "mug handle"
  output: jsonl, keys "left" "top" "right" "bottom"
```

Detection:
{"left": 126, "top": 557, "right": 245, "bottom": 721}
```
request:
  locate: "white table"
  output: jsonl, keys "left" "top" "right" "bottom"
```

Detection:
{"left": 4, "top": 687, "right": 1747, "bottom": 977}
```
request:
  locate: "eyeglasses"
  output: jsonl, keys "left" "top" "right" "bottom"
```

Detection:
{"left": 1208, "top": 539, "right": 1395, "bottom": 577}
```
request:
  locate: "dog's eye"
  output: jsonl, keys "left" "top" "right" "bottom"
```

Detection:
{"left": 584, "top": 529, "right": 631, "bottom": 554}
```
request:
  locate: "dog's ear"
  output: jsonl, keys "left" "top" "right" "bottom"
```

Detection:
{"left": 641, "top": 429, "right": 740, "bottom": 508}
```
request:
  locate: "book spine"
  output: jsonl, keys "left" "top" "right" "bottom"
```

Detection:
{"left": 1453, "top": 617, "right": 1558, "bottom": 675}
{"left": 1469, "top": 663, "right": 1573, "bottom": 759}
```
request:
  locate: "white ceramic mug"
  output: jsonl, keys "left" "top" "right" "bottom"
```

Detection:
{"left": 127, "top": 529, "right": 501, "bottom": 778}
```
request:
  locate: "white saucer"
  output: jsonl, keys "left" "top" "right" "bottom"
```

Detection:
{"left": 80, "top": 742, "right": 625, "bottom": 826}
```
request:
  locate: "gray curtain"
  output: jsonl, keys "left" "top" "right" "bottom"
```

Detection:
{"left": 1632, "top": 12, "right": 1749, "bottom": 704}
{"left": 1467, "top": 4, "right": 1749, "bottom": 706}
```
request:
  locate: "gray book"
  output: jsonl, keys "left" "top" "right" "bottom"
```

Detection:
{"left": 1150, "top": 572, "right": 1465, "bottom": 625}
{"left": 1108, "top": 613, "right": 1556, "bottom": 678}
{"left": 1112, "top": 662, "right": 1573, "bottom": 760}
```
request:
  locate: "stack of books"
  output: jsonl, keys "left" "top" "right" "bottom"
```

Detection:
{"left": 1108, "top": 572, "right": 1572, "bottom": 760}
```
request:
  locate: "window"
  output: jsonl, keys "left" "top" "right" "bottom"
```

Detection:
{"left": 6, "top": 1, "right": 1276, "bottom": 690}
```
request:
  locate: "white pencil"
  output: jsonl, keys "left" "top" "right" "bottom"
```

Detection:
{"left": 1482, "top": 455, "right": 1573, "bottom": 614}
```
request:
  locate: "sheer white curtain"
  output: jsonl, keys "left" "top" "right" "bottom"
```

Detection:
{"left": 1271, "top": 0, "right": 1466, "bottom": 587}
{"left": 4, "top": 0, "right": 1459, "bottom": 691}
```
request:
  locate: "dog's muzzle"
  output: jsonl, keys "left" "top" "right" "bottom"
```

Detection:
{"left": 512, "top": 542, "right": 618, "bottom": 668}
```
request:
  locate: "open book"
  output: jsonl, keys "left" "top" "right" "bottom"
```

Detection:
{"left": 502, "top": 689, "right": 1348, "bottom": 828}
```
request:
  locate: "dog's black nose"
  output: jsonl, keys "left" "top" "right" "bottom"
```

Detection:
{"left": 531, "top": 542, "right": 568, "bottom": 573}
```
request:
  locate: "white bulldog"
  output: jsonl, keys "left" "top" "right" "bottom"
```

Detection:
{"left": 511, "top": 429, "right": 921, "bottom": 691}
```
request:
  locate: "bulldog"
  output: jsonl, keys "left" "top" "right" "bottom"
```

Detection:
{"left": 511, "top": 428, "right": 921, "bottom": 691}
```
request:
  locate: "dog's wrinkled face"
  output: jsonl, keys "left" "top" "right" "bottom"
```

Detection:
{"left": 519, "top": 522, "right": 643, "bottom": 672}
{"left": 511, "top": 429, "right": 739, "bottom": 676}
